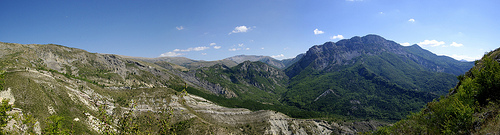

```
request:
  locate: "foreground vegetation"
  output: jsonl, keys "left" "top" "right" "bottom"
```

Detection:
{"left": 375, "top": 49, "right": 500, "bottom": 134}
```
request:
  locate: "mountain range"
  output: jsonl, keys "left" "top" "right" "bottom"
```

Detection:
{"left": 0, "top": 34, "right": 474, "bottom": 134}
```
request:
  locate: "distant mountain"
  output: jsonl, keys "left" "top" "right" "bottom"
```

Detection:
{"left": 403, "top": 44, "right": 473, "bottom": 76}
{"left": 281, "top": 53, "right": 305, "bottom": 69}
{"left": 130, "top": 54, "right": 305, "bottom": 71}
{"left": 224, "top": 54, "right": 304, "bottom": 69}
{"left": 126, "top": 56, "right": 238, "bottom": 70}
{"left": 459, "top": 59, "right": 470, "bottom": 62}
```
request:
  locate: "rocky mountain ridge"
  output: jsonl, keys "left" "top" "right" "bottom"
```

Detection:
{"left": 286, "top": 35, "right": 472, "bottom": 78}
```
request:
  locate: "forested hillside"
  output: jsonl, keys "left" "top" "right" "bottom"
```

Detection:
{"left": 375, "top": 47, "right": 500, "bottom": 134}
{"left": 282, "top": 35, "right": 472, "bottom": 121}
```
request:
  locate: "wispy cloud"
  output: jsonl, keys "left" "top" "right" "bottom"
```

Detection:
{"left": 450, "top": 42, "right": 463, "bottom": 47}
{"left": 418, "top": 40, "right": 445, "bottom": 47}
{"left": 400, "top": 42, "right": 411, "bottom": 46}
{"left": 408, "top": 19, "right": 415, "bottom": 22}
{"left": 314, "top": 29, "right": 324, "bottom": 35}
{"left": 160, "top": 52, "right": 184, "bottom": 57}
{"left": 228, "top": 43, "right": 249, "bottom": 51}
{"left": 174, "top": 46, "right": 210, "bottom": 52}
{"left": 209, "top": 43, "right": 220, "bottom": 49}
{"left": 271, "top": 54, "right": 285, "bottom": 59}
{"left": 229, "top": 26, "right": 251, "bottom": 35}
{"left": 176, "top": 26, "right": 184, "bottom": 30}
{"left": 160, "top": 45, "right": 211, "bottom": 57}
{"left": 331, "top": 35, "right": 344, "bottom": 40}
{"left": 228, "top": 48, "right": 241, "bottom": 51}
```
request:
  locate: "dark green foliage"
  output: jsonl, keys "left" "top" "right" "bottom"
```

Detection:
{"left": 0, "top": 99, "right": 12, "bottom": 134}
{"left": 43, "top": 115, "right": 72, "bottom": 134}
{"left": 285, "top": 62, "right": 437, "bottom": 121}
{"left": 473, "top": 57, "right": 500, "bottom": 105}
{"left": 0, "top": 71, "right": 4, "bottom": 90}
{"left": 20, "top": 114, "right": 38, "bottom": 134}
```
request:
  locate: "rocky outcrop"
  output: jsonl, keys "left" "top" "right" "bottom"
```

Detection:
{"left": 177, "top": 92, "right": 355, "bottom": 135}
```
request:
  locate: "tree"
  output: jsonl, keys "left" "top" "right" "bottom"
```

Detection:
{"left": 0, "top": 99, "right": 12, "bottom": 135}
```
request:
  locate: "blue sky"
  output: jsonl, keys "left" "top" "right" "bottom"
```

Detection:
{"left": 1, "top": 0, "right": 498, "bottom": 61}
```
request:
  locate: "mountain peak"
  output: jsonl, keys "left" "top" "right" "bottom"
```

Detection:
{"left": 286, "top": 34, "right": 472, "bottom": 78}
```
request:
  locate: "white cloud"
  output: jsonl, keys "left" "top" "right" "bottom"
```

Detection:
{"left": 418, "top": 40, "right": 445, "bottom": 47}
{"left": 160, "top": 52, "right": 184, "bottom": 57}
{"left": 408, "top": 19, "right": 415, "bottom": 22}
{"left": 213, "top": 46, "right": 221, "bottom": 49}
{"left": 331, "top": 35, "right": 344, "bottom": 40}
{"left": 379, "top": 12, "right": 384, "bottom": 14}
{"left": 228, "top": 43, "right": 249, "bottom": 51}
{"left": 228, "top": 48, "right": 241, "bottom": 51}
{"left": 209, "top": 43, "right": 216, "bottom": 46}
{"left": 450, "top": 42, "right": 463, "bottom": 47}
{"left": 314, "top": 29, "right": 324, "bottom": 35}
{"left": 261, "top": 47, "right": 264, "bottom": 50}
{"left": 201, "top": 53, "right": 207, "bottom": 55}
{"left": 229, "top": 26, "right": 251, "bottom": 35}
{"left": 271, "top": 54, "right": 285, "bottom": 59}
{"left": 176, "top": 26, "right": 184, "bottom": 30}
{"left": 173, "top": 46, "right": 210, "bottom": 52}
{"left": 193, "top": 46, "right": 209, "bottom": 51}
{"left": 400, "top": 42, "right": 411, "bottom": 46}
